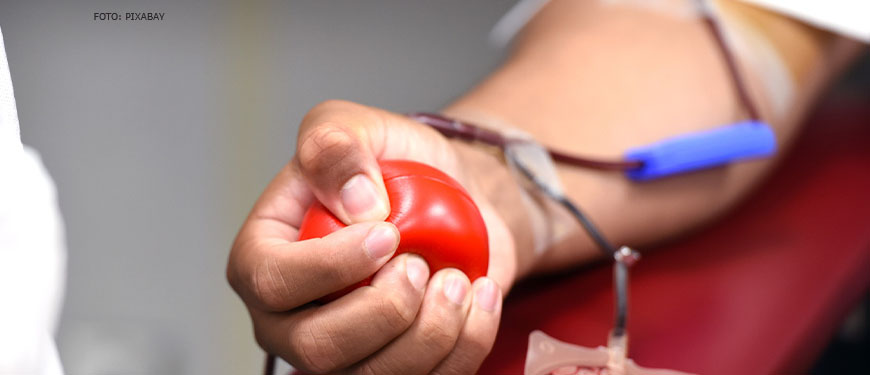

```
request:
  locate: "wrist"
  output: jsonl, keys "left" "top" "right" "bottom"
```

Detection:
{"left": 442, "top": 111, "right": 551, "bottom": 287}
{"left": 453, "top": 140, "right": 530, "bottom": 285}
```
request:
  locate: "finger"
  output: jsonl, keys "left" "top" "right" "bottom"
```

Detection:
{"left": 247, "top": 161, "right": 316, "bottom": 234}
{"left": 228, "top": 221, "right": 400, "bottom": 312}
{"left": 431, "top": 277, "right": 503, "bottom": 375}
{"left": 226, "top": 162, "right": 316, "bottom": 315}
{"left": 351, "top": 268, "right": 473, "bottom": 375}
{"left": 250, "top": 254, "right": 430, "bottom": 374}
{"left": 295, "top": 100, "right": 392, "bottom": 224}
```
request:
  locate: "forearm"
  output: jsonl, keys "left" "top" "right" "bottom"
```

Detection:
{"left": 444, "top": 0, "right": 863, "bottom": 277}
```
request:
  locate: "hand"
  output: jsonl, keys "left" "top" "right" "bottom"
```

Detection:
{"left": 226, "top": 100, "right": 518, "bottom": 374}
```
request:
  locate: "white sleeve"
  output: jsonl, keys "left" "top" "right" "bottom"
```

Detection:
{"left": 0, "top": 25, "right": 66, "bottom": 375}
{"left": 739, "top": 0, "right": 870, "bottom": 42}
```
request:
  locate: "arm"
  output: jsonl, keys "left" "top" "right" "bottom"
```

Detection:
{"left": 227, "top": 1, "right": 864, "bottom": 373}
{"left": 445, "top": 0, "right": 864, "bottom": 277}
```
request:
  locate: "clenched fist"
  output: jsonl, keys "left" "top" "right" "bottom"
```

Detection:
{"left": 226, "top": 100, "right": 519, "bottom": 374}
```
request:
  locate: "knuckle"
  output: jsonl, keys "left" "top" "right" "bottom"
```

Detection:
{"left": 225, "top": 259, "right": 241, "bottom": 294}
{"left": 297, "top": 124, "right": 357, "bottom": 174}
{"left": 290, "top": 325, "right": 343, "bottom": 374}
{"left": 375, "top": 292, "right": 417, "bottom": 330}
{"left": 251, "top": 321, "right": 272, "bottom": 353}
{"left": 225, "top": 242, "right": 249, "bottom": 295}
{"left": 252, "top": 256, "right": 291, "bottom": 311}
{"left": 322, "top": 257, "right": 361, "bottom": 289}
{"left": 418, "top": 318, "right": 457, "bottom": 354}
{"left": 464, "top": 332, "right": 495, "bottom": 358}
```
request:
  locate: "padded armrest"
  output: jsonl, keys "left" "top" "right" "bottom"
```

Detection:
{"left": 481, "top": 95, "right": 870, "bottom": 374}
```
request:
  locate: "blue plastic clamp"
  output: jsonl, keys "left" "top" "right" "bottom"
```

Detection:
{"left": 624, "top": 121, "right": 776, "bottom": 181}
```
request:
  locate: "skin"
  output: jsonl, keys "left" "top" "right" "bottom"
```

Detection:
{"left": 227, "top": 1, "right": 864, "bottom": 373}
{"left": 228, "top": 102, "right": 512, "bottom": 374}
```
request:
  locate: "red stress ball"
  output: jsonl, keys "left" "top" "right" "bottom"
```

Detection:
{"left": 298, "top": 159, "right": 490, "bottom": 301}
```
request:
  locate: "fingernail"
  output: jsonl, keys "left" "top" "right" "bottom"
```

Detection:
{"left": 405, "top": 256, "right": 429, "bottom": 290}
{"left": 475, "top": 278, "right": 498, "bottom": 312}
{"left": 340, "top": 174, "right": 388, "bottom": 222}
{"left": 363, "top": 224, "right": 398, "bottom": 260}
{"left": 443, "top": 272, "right": 468, "bottom": 305}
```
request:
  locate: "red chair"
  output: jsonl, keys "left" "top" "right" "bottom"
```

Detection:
{"left": 481, "top": 92, "right": 870, "bottom": 374}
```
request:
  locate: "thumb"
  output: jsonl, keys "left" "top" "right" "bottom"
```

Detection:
{"left": 294, "top": 100, "right": 391, "bottom": 224}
